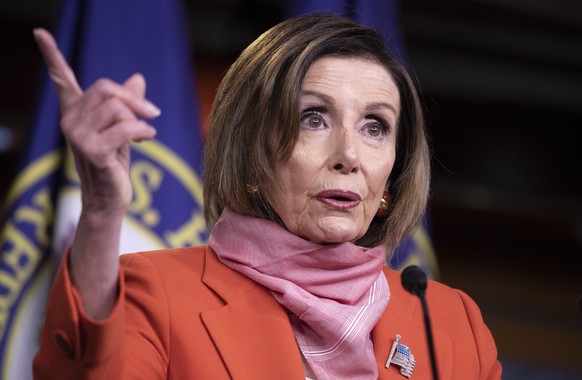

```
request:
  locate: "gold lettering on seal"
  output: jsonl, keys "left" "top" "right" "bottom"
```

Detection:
{"left": 0, "top": 188, "right": 51, "bottom": 337}
{"left": 128, "top": 160, "right": 163, "bottom": 227}
{"left": 164, "top": 211, "right": 206, "bottom": 248}
{"left": 0, "top": 224, "right": 42, "bottom": 337}
{"left": 13, "top": 189, "right": 54, "bottom": 247}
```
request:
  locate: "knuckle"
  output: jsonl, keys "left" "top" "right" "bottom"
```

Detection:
{"left": 106, "top": 98, "right": 133, "bottom": 121}
{"left": 92, "top": 78, "right": 114, "bottom": 96}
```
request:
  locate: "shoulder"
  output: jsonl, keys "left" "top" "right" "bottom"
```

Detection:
{"left": 119, "top": 246, "right": 211, "bottom": 297}
{"left": 383, "top": 268, "right": 501, "bottom": 378}
{"left": 121, "top": 245, "right": 208, "bottom": 263}
{"left": 383, "top": 267, "right": 492, "bottom": 349}
{"left": 383, "top": 267, "right": 483, "bottom": 323}
{"left": 118, "top": 246, "right": 259, "bottom": 305}
{"left": 120, "top": 246, "right": 207, "bottom": 275}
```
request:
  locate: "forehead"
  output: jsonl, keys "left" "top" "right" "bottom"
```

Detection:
{"left": 301, "top": 56, "right": 399, "bottom": 103}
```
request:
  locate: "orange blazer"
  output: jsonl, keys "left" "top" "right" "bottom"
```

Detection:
{"left": 34, "top": 246, "right": 502, "bottom": 379}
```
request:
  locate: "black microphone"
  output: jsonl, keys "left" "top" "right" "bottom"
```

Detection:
{"left": 401, "top": 265, "right": 439, "bottom": 380}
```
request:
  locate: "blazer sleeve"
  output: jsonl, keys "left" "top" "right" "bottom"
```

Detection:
{"left": 33, "top": 252, "right": 170, "bottom": 380}
{"left": 456, "top": 289, "right": 503, "bottom": 380}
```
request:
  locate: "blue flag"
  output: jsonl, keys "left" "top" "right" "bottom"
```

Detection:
{"left": 289, "top": 0, "right": 407, "bottom": 61}
{"left": 289, "top": 0, "right": 438, "bottom": 278}
{"left": 0, "top": 1, "right": 205, "bottom": 378}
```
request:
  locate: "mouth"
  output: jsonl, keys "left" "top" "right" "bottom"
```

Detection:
{"left": 316, "top": 189, "right": 361, "bottom": 209}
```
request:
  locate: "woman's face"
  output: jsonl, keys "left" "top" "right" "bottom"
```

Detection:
{"left": 266, "top": 56, "right": 399, "bottom": 244}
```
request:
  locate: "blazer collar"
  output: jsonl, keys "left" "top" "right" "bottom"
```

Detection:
{"left": 199, "top": 250, "right": 453, "bottom": 379}
{"left": 200, "top": 247, "right": 305, "bottom": 379}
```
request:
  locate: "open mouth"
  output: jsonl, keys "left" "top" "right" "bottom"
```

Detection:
{"left": 329, "top": 195, "right": 352, "bottom": 201}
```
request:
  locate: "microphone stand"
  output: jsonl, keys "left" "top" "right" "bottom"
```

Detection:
{"left": 401, "top": 265, "right": 439, "bottom": 380}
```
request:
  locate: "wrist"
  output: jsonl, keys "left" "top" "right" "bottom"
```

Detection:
{"left": 76, "top": 207, "right": 124, "bottom": 253}
{"left": 80, "top": 184, "right": 132, "bottom": 218}
{"left": 80, "top": 203, "right": 126, "bottom": 224}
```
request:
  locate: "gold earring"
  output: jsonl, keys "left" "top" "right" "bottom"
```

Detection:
{"left": 246, "top": 184, "right": 259, "bottom": 194}
{"left": 376, "top": 191, "right": 391, "bottom": 218}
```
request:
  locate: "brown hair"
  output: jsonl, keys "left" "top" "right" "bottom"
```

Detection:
{"left": 204, "top": 13, "right": 430, "bottom": 249}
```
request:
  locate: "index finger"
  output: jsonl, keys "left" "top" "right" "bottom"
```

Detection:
{"left": 33, "top": 28, "right": 83, "bottom": 110}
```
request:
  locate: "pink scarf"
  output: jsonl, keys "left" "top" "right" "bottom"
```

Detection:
{"left": 209, "top": 208, "right": 390, "bottom": 379}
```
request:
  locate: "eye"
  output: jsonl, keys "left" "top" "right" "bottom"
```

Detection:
{"left": 363, "top": 118, "right": 389, "bottom": 138}
{"left": 366, "top": 122, "right": 383, "bottom": 137}
{"left": 300, "top": 111, "right": 326, "bottom": 129}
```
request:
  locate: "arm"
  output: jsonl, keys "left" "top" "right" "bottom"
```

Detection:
{"left": 33, "top": 251, "right": 170, "bottom": 380}
{"left": 33, "top": 29, "right": 160, "bottom": 319}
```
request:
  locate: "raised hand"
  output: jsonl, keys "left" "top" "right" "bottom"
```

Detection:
{"left": 34, "top": 28, "right": 160, "bottom": 215}
{"left": 33, "top": 28, "right": 161, "bottom": 318}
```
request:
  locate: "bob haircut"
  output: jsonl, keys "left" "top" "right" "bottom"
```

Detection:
{"left": 204, "top": 13, "right": 430, "bottom": 249}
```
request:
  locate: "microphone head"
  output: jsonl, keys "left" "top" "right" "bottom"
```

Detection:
{"left": 401, "top": 265, "right": 428, "bottom": 297}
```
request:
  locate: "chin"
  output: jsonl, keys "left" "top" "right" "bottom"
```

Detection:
{"left": 307, "top": 220, "right": 366, "bottom": 244}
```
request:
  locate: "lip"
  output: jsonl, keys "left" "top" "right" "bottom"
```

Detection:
{"left": 316, "top": 189, "right": 361, "bottom": 209}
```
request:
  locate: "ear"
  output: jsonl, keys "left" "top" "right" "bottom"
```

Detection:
{"left": 384, "top": 178, "right": 392, "bottom": 192}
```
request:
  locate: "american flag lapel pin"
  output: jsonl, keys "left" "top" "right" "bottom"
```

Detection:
{"left": 385, "top": 334, "right": 416, "bottom": 378}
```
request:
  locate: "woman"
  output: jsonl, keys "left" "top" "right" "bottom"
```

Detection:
{"left": 33, "top": 14, "right": 501, "bottom": 379}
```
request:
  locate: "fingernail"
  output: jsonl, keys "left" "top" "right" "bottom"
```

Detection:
{"left": 144, "top": 101, "right": 161, "bottom": 117}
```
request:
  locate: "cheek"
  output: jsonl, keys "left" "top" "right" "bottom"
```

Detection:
{"left": 267, "top": 155, "right": 310, "bottom": 208}
{"left": 370, "top": 149, "right": 396, "bottom": 189}
{"left": 278, "top": 149, "right": 321, "bottom": 191}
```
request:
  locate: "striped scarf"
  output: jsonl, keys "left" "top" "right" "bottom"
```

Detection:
{"left": 209, "top": 208, "right": 390, "bottom": 379}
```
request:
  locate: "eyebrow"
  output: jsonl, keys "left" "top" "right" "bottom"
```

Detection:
{"left": 300, "top": 90, "right": 398, "bottom": 115}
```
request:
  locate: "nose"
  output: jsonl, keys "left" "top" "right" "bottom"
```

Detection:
{"left": 331, "top": 128, "right": 359, "bottom": 174}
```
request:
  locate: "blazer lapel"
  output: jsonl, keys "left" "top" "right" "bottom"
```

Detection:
{"left": 372, "top": 299, "right": 421, "bottom": 379}
{"left": 200, "top": 248, "right": 304, "bottom": 379}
